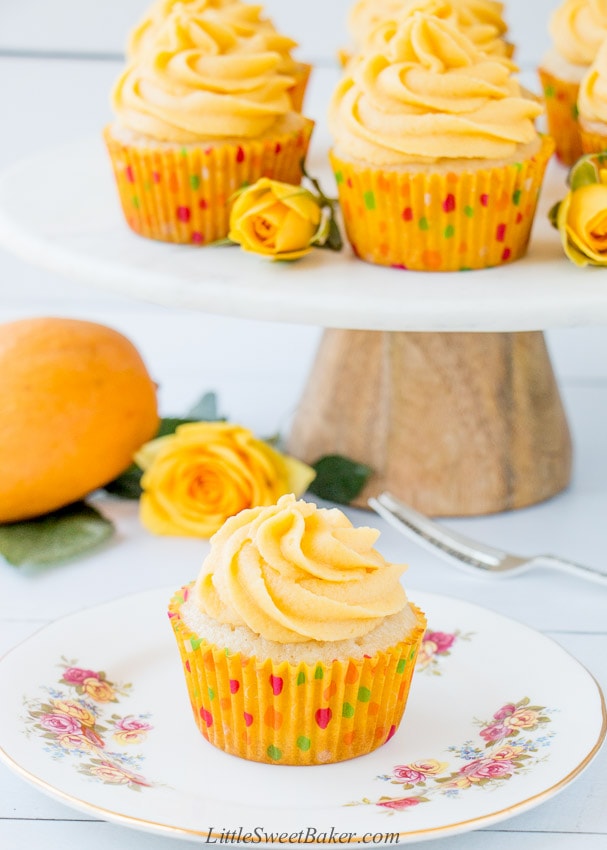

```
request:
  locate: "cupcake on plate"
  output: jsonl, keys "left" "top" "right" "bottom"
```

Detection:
{"left": 127, "top": 0, "right": 311, "bottom": 111}
{"left": 539, "top": 0, "right": 607, "bottom": 165}
{"left": 578, "top": 37, "right": 607, "bottom": 152}
{"left": 168, "top": 494, "right": 426, "bottom": 765}
{"left": 105, "top": 8, "right": 313, "bottom": 244}
{"left": 329, "top": 11, "right": 553, "bottom": 272}
{"left": 341, "top": 0, "right": 511, "bottom": 64}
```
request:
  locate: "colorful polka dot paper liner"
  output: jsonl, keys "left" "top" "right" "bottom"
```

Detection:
{"left": 104, "top": 120, "right": 314, "bottom": 245}
{"left": 539, "top": 68, "right": 582, "bottom": 166}
{"left": 289, "top": 63, "right": 312, "bottom": 113}
{"left": 330, "top": 136, "right": 554, "bottom": 272}
{"left": 580, "top": 126, "right": 607, "bottom": 155}
{"left": 168, "top": 585, "right": 427, "bottom": 766}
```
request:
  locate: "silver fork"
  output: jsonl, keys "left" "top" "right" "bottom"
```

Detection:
{"left": 369, "top": 491, "right": 607, "bottom": 586}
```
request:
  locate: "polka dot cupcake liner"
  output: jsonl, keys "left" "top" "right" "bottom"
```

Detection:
{"left": 579, "top": 126, "right": 607, "bottom": 156}
{"left": 330, "top": 136, "right": 555, "bottom": 272}
{"left": 538, "top": 68, "right": 582, "bottom": 166}
{"left": 104, "top": 120, "right": 314, "bottom": 245}
{"left": 168, "top": 585, "right": 427, "bottom": 766}
{"left": 289, "top": 63, "right": 312, "bottom": 112}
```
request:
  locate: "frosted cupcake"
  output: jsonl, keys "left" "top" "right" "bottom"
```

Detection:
{"left": 168, "top": 495, "right": 426, "bottom": 765}
{"left": 342, "top": 0, "right": 511, "bottom": 63}
{"left": 329, "top": 12, "right": 553, "bottom": 272}
{"left": 127, "top": 0, "right": 311, "bottom": 111}
{"left": 539, "top": 0, "right": 607, "bottom": 165}
{"left": 578, "top": 37, "right": 607, "bottom": 152}
{"left": 105, "top": 9, "right": 313, "bottom": 244}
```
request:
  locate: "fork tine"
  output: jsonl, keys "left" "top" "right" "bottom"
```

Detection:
{"left": 369, "top": 492, "right": 518, "bottom": 572}
{"left": 370, "top": 492, "right": 607, "bottom": 586}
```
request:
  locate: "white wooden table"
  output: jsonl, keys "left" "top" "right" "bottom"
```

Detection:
{"left": 1, "top": 2, "right": 606, "bottom": 848}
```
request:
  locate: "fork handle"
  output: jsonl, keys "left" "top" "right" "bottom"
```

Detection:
{"left": 533, "top": 555, "right": 607, "bottom": 586}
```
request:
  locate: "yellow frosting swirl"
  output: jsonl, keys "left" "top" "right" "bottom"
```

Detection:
{"left": 330, "top": 12, "right": 541, "bottom": 165}
{"left": 192, "top": 494, "right": 408, "bottom": 643}
{"left": 127, "top": 0, "right": 299, "bottom": 75}
{"left": 549, "top": 0, "right": 607, "bottom": 66}
{"left": 129, "top": 0, "right": 242, "bottom": 56}
{"left": 361, "top": 1, "right": 510, "bottom": 59}
{"left": 579, "top": 38, "right": 607, "bottom": 122}
{"left": 347, "top": 0, "right": 508, "bottom": 49}
{"left": 113, "top": 9, "right": 294, "bottom": 142}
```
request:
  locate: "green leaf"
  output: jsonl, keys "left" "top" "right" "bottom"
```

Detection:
{"left": 155, "top": 417, "right": 198, "bottom": 438}
{"left": 299, "top": 162, "right": 344, "bottom": 254}
{"left": 308, "top": 455, "right": 373, "bottom": 505}
{"left": 569, "top": 156, "right": 600, "bottom": 191}
{"left": 320, "top": 215, "right": 344, "bottom": 252}
{"left": 548, "top": 201, "right": 561, "bottom": 229}
{"left": 0, "top": 502, "right": 114, "bottom": 567}
{"left": 186, "top": 391, "right": 222, "bottom": 421}
{"left": 209, "top": 237, "right": 237, "bottom": 247}
{"left": 103, "top": 463, "right": 143, "bottom": 499}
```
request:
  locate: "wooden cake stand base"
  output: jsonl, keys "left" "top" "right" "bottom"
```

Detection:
{"left": 287, "top": 330, "right": 572, "bottom": 516}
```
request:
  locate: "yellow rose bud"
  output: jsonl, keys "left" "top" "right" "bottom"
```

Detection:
{"left": 134, "top": 422, "right": 316, "bottom": 538}
{"left": 228, "top": 177, "right": 323, "bottom": 261}
{"left": 556, "top": 182, "right": 607, "bottom": 266}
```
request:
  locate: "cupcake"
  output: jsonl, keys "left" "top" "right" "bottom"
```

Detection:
{"left": 127, "top": 0, "right": 311, "bottom": 111}
{"left": 105, "top": 8, "right": 313, "bottom": 244}
{"left": 329, "top": 12, "right": 553, "bottom": 272}
{"left": 342, "top": 0, "right": 511, "bottom": 64}
{"left": 539, "top": 0, "right": 607, "bottom": 165}
{"left": 578, "top": 37, "right": 607, "bottom": 152}
{"left": 168, "top": 494, "right": 426, "bottom": 765}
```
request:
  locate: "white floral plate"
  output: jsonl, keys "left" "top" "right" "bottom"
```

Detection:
{"left": 0, "top": 587, "right": 604, "bottom": 846}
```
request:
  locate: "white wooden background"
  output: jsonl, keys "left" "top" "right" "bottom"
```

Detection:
{"left": 1, "top": 2, "right": 607, "bottom": 849}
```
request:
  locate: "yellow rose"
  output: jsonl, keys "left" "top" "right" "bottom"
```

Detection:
{"left": 492, "top": 745, "right": 525, "bottom": 760}
{"left": 228, "top": 178, "right": 324, "bottom": 261}
{"left": 88, "top": 764, "right": 131, "bottom": 784}
{"left": 113, "top": 729, "right": 146, "bottom": 746}
{"left": 552, "top": 154, "right": 607, "bottom": 266}
{"left": 51, "top": 699, "right": 96, "bottom": 728}
{"left": 58, "top": 733, "right": 95, "bottom": 751}
{"left": 409, "top": 759, "right": 448, "bottom": 776}
{"left": 135, "top": 422, "right": 316, "bottom": 538}
{"left": 82, "top": 677, "right": 116, "bottom": 703}
{"left": 503, "top": 708, "right": 540, "bottom": 729}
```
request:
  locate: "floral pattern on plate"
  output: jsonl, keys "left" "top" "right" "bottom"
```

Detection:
{"left": 348, "top": 697, "right": 555, "bottom": 812}
{"left": 417, "top": 627, "right": 473, "bottom": 676}
{"left": 22, "top": 657, "right": 156, "bottom": 791}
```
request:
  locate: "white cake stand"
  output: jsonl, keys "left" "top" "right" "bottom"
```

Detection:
{"left": 0, "top": 138, "right": 605, "bottom": 515}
